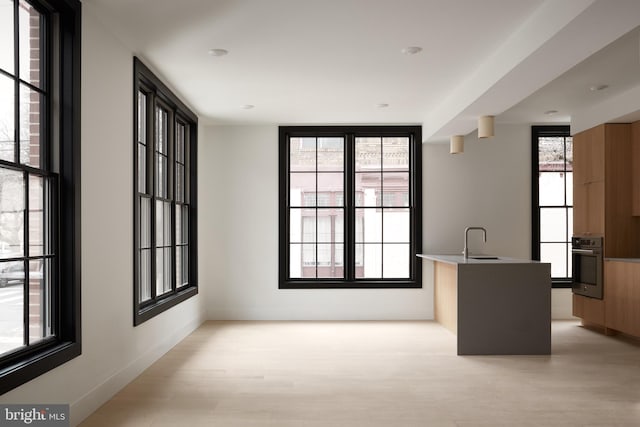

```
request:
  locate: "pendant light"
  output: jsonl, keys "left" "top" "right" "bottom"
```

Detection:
{"left": 450, "top": 135, "right": 464, "bottom": 154}
{"left": 478, "top": 115, "right": 495, "bottom": 139}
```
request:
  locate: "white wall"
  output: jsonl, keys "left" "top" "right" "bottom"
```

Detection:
{"left": 422, "top": 124, "right": 573, "bottom": 319}
{"left": 200, "top": 125, "right": 433, "bottom": 320}
{"left": 201, "top": 123, "right": 573, "bottom": 320}
{"left": 0, "top": 6, "right": 206, "bottom": 425}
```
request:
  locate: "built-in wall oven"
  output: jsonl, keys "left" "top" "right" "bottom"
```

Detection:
{"left": 571, "top": 236, "right": 603, "bottom": 299}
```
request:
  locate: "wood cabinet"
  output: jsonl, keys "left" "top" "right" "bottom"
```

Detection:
{"left": 572, "top": 123, "right": 640, "bottom": 333}
{"left": 605, "top": 260, "right": 640, "bottom": 337}
{"left": 632, "top": 121, "right": 640, "bottom": 216}
{"left": 573, "top": 293, "right": 605, "bottom": 327}
{"left": 572, "top": 123, "right": 638, "bottom": 257}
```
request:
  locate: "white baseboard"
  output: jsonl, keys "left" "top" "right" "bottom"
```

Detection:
{"left": 69, "top": 316, "right": 204, "bottom": 426}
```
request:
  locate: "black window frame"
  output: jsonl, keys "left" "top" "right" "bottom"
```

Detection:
{"left": 531, "top": 125, "right": 572, "bottom": 288}
{"left": 133, "top": 57, "right": 198, "bottom": 326}
{"left": 0, "top": 0, "right": 82, "bottom": 395}
{"left": 279, "top": 125, "right": 422, "bottom": 289}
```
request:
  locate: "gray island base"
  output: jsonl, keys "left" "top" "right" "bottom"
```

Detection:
{"left": 418, "top": 255, "right": 552, "bottom": 355}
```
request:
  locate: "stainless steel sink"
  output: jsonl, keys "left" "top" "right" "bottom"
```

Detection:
{"left": 469, "top": 255, "right": 499, "bottom": 260}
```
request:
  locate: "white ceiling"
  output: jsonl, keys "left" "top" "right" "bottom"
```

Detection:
{"left": 84, "top": 0, "right": 640, "bottom": 141}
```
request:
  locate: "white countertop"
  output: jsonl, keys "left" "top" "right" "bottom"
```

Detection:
{"left": 417, "top": 254, "right": 546, "bottom": 265}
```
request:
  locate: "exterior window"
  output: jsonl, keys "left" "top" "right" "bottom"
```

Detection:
{"left": 0, "top": 0, "right": 81, "bottom": 394}
{"left": 134, "top": 58, "right": 197, "bottom": 325}
{"left": 532, "top": 126, "right": 572, "bottom": 286}
{"left": 280, "top": 126, "right": 422, "bottom": 288}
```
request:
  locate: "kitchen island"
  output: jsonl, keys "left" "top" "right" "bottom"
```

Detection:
{"left": 418, "top": 254, "right": 551, "bottom": 355}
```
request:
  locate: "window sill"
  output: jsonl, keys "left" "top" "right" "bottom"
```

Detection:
{"left": 0, "top": 341, "right": 81, "bottom": 395}
{"left": 134, "top": 285, "right": 198, "bottom": 326}
{"left": 280, "top": 280, "right": 421, "bottom": 289}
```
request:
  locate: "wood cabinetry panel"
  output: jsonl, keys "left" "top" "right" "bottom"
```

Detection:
{"left": 632, "top": 121, "right": 640, "bottom": 216}
{"left": 573, "top": 293, "right": 605, "bottom": 326}
{"left": 605, "top": 261, "right": 640, "bottom": 337}
{"left": 434, "top": 262, "right": 457, "bottom": 335}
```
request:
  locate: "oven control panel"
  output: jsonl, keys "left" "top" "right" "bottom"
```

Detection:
{"left": 572, "top": 236, "right": 603, "bottom": 249}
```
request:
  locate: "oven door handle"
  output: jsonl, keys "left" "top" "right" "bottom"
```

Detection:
{"left": 571, "top": 248, "right": 596, "bottom": 254}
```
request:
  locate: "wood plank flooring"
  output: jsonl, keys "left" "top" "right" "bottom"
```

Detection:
{"left": 80, "top": 321, "right": 640, "bottom": 426}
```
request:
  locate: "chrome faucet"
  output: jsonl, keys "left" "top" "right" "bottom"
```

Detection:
{"left": 463, "top": 226, "right": 487, "bottom": 259}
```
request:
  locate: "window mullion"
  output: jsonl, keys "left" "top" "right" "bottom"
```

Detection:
{"left": 345, "top": 133, "right": 355, "bottom": 282}
{"left": 149, "top": 97, "right": 158, "bottom": 301}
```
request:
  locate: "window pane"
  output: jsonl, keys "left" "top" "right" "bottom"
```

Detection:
{"left": 302, "top": 215, "right": 315, "bottom": 243}
{"left": 0, "top": 74, "right": 15, "bottom": 162}
{"left": 176, "top": 123, "right": 185, "bottom": 163}
{"left": 335, "top": 214, "right": 343, "bottom": 244}
{"left": 540, "top": 208, "right": 567, "bottom": 242}
{"left": 382, "top": 137, "right": 409, "bottom": 171}
{"left": 182, "top": 205, "right": 189, "bottom": 244}
{"left": 538, "top": 172, "right": 565, "bottom": 206}
{"left": 566, "top": 137, "right": 573, "bottom": 171}
{"left": 28, "top": 174, "right": 43, "bottom": 256}
{"left": 175, "top": 204, "right": 182, "bottom": 245}
{"left": 140, "top": 197, "right": 150, "bottom": 248}
{"left": 317, "top": 243, "right": 331, "bottom": 266}
{"left": 138, "top": 143, "right": 146, "bottom": 193}
{"left": 139, "top": 249, "right": 151, "bottom": 302}
{"left": 163, "top": 201, "right": 171, "bottom": 245}
{"left": 541, "top": 243, "right": 568, "bottom": 278}
{"left": 18, "top": 0, "right": 42, "bottom": 88}
{"left": 538, "top": 137, "right": 566, "bottom": 168}
{"left": 383, "top": 244, "right": 410, "bottom": 278}
{"left": 28, "top": 258, "right": 48, "bottom": 344}
{"left": 317, "top": 209, "right": 343, "bottom": 243}
{"left": 334, "top": 243, "right": 343, "bottom": 267}
{"left": 355, "top": 137, "right": 381, "bottom": 171}
{"left": 317, "top": 244, "right": 343, "bottom": 278}
{"left": 163, "top": 247, "right": 171, "bottom": 293}
{"left": 317, "top": 173, "right": 342, "bottom": 202}
{"left": 381, "top": 172, "right": 409, "bottom": 207}
{"left": 383, "top": 208, "right": 410, "bottom": 243}
{"left": 568, "top": 208, "right": 573, "bottom": 241}
{"left": 0, "top": 260, "right": 24, "bottom": 356}
{"left": 0, "top": 167, "right": 25, "bottom": 258}
{"left": 0, "top": 1, "right": 13, "bottom": 74}
{"left": 356, "top": 243, "right": 381, "bottom": 278}
{"left": 289, "top": 243, "right": 303, "bottom": 278}
{"left": 155, "top": 248, "right": 165, "bottom": 295}
{"left": 355, "top": 172, "right": 381, "bottom": 206}
{"left": 566, "top": 172, "right": 573, "bottom": 205}
{"left": 289, "top": 173, "right": 314, "bottom": 207}
{"left": 356, "top": 208, "right": 381, "bottom": 243}
{"left": 289, "top": 208, "right": 303, "bottom": 243}
{"left": 175, "top": 163, "right": 184, "bottom": 202}
{"left": 317, "top": 137, "right": 343, "bottom": 171}
{"left": 290, "top": 137, "right": 315, "bottom": 172}
{"left": 181, "top": 246, "right": 188, "bottom": 286}
{"left": 137, "top": 92, "right": 146, "bottom": 144}
{"left": 19, "top": 84, "right": 42, "bottom": 167}
{"left": 155, "top": 199, "right": 163, "bottom": 246}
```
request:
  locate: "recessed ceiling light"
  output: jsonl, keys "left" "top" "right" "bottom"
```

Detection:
{"left": 240, "top": 104, "right": 254, "bottom": 110}
{"left": 376, "top": 103, "right": 389, "bottom": 108}
{"left": 589, "top": 84, "right": 609, "bottom": 91}
{"left": 544, "top": 110, "right": 558, "bottom": 115}
{"left": 401, "top": 46, "right": 422, "bottom": 55}
{"left": 208, "top": 48, "right": 228, "bottom": 57}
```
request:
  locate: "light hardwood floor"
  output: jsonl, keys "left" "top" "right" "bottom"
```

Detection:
{"left": 80, "top": 321, "right": 640, "bottom": 426}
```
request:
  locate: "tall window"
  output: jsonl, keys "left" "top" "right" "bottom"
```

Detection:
{"left": 279, "top": 126, "right": 422, "bottom": 288}
{"left": 134, "top": 58, "right": 197, "bottom": 325}
{"left": 0, "top": 0, "right": 81, "bottom": 394}
{"left": 532, "top": 126, "right": 572, "bottom": 286}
